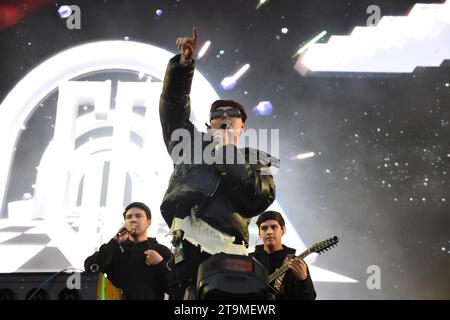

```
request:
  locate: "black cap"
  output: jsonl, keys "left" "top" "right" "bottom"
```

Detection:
{"left": 123, "top": 202, "right": 151, "bottom": 220}
{"left": 210, "top": 100, "right": 247, "bottom": 123}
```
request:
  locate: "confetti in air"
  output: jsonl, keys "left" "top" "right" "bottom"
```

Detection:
{"left": 198, "top": 40, "right": 211, "bottom": 59}
{"left": 57, "top": 5, "right": 72, "bottom": 19}
{"left": 290, "top": 152, "right": 316, "bottom": 160}
{"left": 253, "top": 101, "right": 273, "bottom": 116}
{"left": 293, "top": 30, "right": 327, "bottom": 58}
{"left": 22, "top": 192, "right": 32, "bottom": 200}
{"left": 256, "top": 0, "right": 270, "bottom": 10}
{"left": 220, "top": 64, "right": 250, "bottom": 90}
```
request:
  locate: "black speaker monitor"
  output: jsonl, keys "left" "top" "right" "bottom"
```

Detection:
{"left": 0, "top": 272, "right": 98, "bottom": 300}
{"left": 196, "top": 254, "right": 275, "bottom": 300}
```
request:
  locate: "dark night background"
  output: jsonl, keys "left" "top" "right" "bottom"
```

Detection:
{"left": 0, "top": 0, "right": 449, "bottom": 299}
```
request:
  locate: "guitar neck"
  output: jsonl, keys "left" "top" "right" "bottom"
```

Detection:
{"left": 268, "top": 248, "right": 311, "bottom": 283}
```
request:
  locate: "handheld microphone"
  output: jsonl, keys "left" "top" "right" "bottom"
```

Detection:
{"left": 116, "top": 228, "right": 129, "bottom": 238}
{"left": 116, "top": 224, "right": 136, "bottom": 238}
{"left": 220, "top": 119, "right": 231, "bottom": 130}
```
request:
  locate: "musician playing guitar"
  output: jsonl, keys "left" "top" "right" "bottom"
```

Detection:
{"left": 250, "top": 211, "right": 316, "bottom": 300}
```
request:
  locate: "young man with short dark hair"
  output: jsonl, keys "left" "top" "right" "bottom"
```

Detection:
{"left": 84, "top": 202, "right": 172, "bottom": 300}
{"left": 250, "top": 210, "right": 316, "bottom": 300}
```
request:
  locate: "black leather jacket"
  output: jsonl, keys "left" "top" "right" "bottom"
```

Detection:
{"left": 159, "top": 54, "right": 276, "bottom": 245}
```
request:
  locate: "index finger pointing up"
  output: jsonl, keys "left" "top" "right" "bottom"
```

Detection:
{"left": 192, "top": 27, "right": 198, "bottom": 42}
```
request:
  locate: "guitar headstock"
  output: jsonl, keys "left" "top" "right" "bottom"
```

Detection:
{"left": 310, "top": 236, "right": 340, "bottom": 254}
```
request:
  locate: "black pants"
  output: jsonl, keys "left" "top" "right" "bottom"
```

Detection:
{"left": 168, "top": 239, "right": 211, "bottom": 300}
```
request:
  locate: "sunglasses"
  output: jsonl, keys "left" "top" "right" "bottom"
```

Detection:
{"left": 210, "top": 108, "right": 242, "bottom": 120}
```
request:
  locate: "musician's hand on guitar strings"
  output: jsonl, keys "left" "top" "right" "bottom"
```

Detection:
{"left": 288, "top": 258, "right": 308, "bottom": 281}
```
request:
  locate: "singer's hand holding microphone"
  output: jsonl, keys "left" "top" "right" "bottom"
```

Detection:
{"left": 212, "top": 119, "right": 232, "bottom": 151}
{"left": 114, "top": 224, "right": 136, "bottom": 244}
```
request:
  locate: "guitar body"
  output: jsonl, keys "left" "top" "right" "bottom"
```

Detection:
{"left": 268, "top": 236, "right": 340, "bottom": 293}
{"left": 271, "top": 254, "right": 294, "bottom": 293}
{"left": 96, "top": 273, "right": 123, "bottom": 300}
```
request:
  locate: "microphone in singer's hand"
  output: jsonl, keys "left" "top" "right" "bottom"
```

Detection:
{"left": 116, "top": 224, "right": 136, "bottom": 238}
{"left": 220, "top": 119, "right": 231, "bottom": 130}
{"left": 116, "top": 228, "right": 129, "bottom": 238}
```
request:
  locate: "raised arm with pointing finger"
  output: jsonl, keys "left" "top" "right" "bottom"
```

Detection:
{"left": 176, "top": 27, "right": 197, "bottom": 64}
{"left": 159, "top": 28, "right": 276, "bottom": 300}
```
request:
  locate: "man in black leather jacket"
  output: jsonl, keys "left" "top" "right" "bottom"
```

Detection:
{"left": 250, "top": 211, "right": 316, "bottom": 300}
{"left": 159, "top": 28, "right": 276, "bottom": 299}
